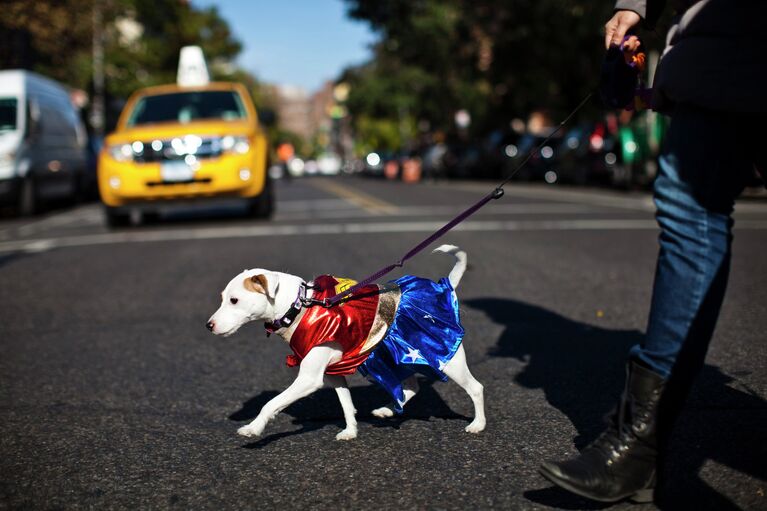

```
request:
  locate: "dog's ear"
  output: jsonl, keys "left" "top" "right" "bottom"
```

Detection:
{"left": 243, "top": 274, "right": 268, "bottom": 294}
{"left": 243, "top": 273, "right": 278, "bottom": 298}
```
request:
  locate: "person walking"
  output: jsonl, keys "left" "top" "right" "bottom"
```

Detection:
{"left": 539, "top": 0, "right": 766, "bottom": 503}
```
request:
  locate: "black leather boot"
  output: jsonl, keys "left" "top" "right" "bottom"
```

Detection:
{"left": 539, "top": 360, "right": 666, "bottom": 503}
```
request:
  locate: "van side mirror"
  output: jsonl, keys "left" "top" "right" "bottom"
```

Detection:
{"left": 257, "top": 108, "right": 276, "bottom": 128}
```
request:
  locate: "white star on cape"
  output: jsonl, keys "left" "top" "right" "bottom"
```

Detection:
{"left": 404, "top": 348, "right": 423, "bottom": 363}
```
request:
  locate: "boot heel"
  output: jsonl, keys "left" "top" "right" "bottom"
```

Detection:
{"left": 630, "top": 488, "right": 654, "bottom": 503}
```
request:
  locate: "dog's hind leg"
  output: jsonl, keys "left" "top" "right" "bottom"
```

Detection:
{"left": 371, "top": 375, "right": 419, "bottom": 418}
{"left": 442, "top": 344, "right": 486, "bottom": 433}
{"left": 326, "top": 375, "right": 358, "bottom": 440}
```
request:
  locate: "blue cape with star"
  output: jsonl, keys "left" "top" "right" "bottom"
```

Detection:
{"left": 358, "top": 275, "right": 464, "bottom": 412}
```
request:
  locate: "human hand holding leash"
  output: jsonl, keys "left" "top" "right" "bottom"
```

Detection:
{"left": 605, "top": 10, "right": 641, "bottom": 49}
{"left": 599, "top": 9, "right": 648, "bottom": 110}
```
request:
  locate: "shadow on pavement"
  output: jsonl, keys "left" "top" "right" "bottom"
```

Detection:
{"left": 655, "top": 366, "right": 767, "bottom": 510}
{"left": 521, "top": 486, "right": 617, "bottom": 510}
{"left": 154, "top": 205, "right": 251, "bottom": 224}
{"left": 0, "top": 253, "right": 24, "bottom": 269}
{"left": 229, "top": 378, "right": 468, "bottom": 449}
{"left": 113, "top": 205, "right": 255, "bottom": 229}
{"left": 469, "top": 297, "right": 642, "bottom": 448}
{"left": 468, "top": 297, "right": 767, "bottom": 510}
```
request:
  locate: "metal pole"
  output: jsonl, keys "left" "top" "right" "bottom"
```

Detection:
{"left": 91, "top": 0, "right": 105, "bottom": 137}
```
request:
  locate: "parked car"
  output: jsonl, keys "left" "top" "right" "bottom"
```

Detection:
{"left": 0, "top": 70, "right": 88, "bottom": 215}
{"left": 503, "top": 132, "right": 562, "bottom": 183}
{"left": 317, "top": 153, "right": 342, "bottom": 175}
{"left": 556, "top": 124, "right": 600, "bottom": 185}
{"left": 442, "top": 142, "right": 482, "bottom": 179}
{"left": 420, "top": 142, "right": 448, "bottom": 180}
{"left": 362, "top": 151, "right": 385, "bottom": 177}
{"left": 584, "top": 116, "right": 663, "bottom": 189}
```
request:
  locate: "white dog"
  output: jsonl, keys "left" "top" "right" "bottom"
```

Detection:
{"left": 207, "top": 244, "right": 485, "bottom": 441}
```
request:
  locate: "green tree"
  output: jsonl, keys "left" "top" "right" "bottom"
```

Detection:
{"left": 342, "top": 0, "right": 670, "bottom": 148}
{"left": 1, "top": 0, "right": 274, "bottom": 131}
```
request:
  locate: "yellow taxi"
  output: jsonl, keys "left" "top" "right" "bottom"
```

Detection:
{"left": 98, "top": 80, "right": 272, "bottom": 226}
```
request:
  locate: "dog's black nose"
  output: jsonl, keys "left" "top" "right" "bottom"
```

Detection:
{"left": 206, "top": 320, "right": 215, "bottom": 332}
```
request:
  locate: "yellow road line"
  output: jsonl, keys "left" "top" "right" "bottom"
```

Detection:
{"left": 308, "top": 179, "right": 399, "bottom": 215}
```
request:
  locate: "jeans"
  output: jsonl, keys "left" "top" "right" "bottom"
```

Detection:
{"left": 630, "top": 104, "right": 759, "bottom": 379}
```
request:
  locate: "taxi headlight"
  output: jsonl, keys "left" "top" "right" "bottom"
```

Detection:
{"left": 108, "top": 143, "right": 134, "bottom": 162}
{"left": 222, "top": 136, "right": 250, "bottom": 155}
{"left": 234, "top": 139, "right": 250, "bottom": 154}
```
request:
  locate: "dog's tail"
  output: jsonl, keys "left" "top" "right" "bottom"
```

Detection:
{"left": 432, "top": 244, "right": 467, "bottom": 289}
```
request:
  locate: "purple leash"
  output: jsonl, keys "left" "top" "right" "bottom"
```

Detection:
{"left": 318, "top": 91, "right": 595, "bottom": 308}
{"left": 322, "top": 186, "right": 504, "bottom": 307}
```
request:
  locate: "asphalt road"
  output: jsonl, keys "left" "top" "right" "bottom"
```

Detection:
{"left": 1, "top": 177, "right": 766, "bottom": 510}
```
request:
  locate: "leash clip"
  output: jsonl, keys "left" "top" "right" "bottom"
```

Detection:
{"left": 300, "top": 296, "right": 331, "bottom": 308}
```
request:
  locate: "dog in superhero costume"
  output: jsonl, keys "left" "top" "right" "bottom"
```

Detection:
{"left": 206, "top": 244, "right": 485, "bottom": 441}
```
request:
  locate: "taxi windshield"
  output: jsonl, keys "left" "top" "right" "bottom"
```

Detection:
{"left": 126, "top": 90, "right": 247, "bottom": 126}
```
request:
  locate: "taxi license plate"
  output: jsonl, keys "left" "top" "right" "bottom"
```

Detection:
{"left": 160, "top": 161, "right": 195, "bottom": 182}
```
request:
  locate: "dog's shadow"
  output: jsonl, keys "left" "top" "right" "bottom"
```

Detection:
{"left": 229, "top": 378, "right": 468, "bottom": 449}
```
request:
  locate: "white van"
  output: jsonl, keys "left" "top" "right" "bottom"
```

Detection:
{"left": 0, "top": 70, "right": 87, "bottom": 215}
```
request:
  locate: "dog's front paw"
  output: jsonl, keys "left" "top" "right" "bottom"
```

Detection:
{"left": 371, "top": 406, "right": 395, "bottom": 418}
{"left": 465, "top": 419, "right": 486, "bottom": 434}
{"left": 237, "top": 421, "right": 265, "bottom": 438}
{"left": 335, "top": 427, "right": 358, "bottom": 441}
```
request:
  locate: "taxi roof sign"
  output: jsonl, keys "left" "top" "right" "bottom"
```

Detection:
{"left": 177, "top": 46, "right": 210, "bottom": 87}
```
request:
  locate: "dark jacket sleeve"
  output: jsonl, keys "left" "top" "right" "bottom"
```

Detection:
{"left": 615, "top": 0, "right": 647, "bottom": 17}
{"left": 615, "top": 0, "right": 665, "bottom": 27}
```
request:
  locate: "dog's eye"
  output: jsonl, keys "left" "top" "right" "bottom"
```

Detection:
{"left": 230, "top": 297, "right": 239, "bottom": 305}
